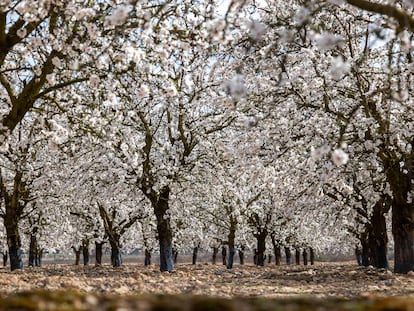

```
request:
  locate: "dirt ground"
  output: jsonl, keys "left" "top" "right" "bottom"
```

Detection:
{"left": 0, "top": 261, "right": 413, "bottom": 298}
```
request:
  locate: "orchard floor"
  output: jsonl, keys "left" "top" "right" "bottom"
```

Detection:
{"left": 0, "top": 261, "right": 414, "bottom": 310}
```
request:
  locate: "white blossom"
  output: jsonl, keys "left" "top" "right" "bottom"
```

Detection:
{"left": 328, "top": 56, "right": 351, "bottom": 80}
{"left": 331, "top": 149, "right": 349, "bottom": 166}
{"left": 294, "top": 6, "right": 311, "bottom": 26}
{"left": 224, "top": 74, "right": 246, "bottom": 102}
{"left": 137, "top": 84, "right": 150, "bottom": 99}
{"left": 247, "top": 20, "right": 267, "bottom": 41}
{"left": 106, "top": 6, "right": 131, "bottom": 27}
{"left": 314, "top": 33, "right": 343, "bottom": 50}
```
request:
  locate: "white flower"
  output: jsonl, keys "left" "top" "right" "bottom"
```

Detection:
{"left": 137, "top": 84, "right": 150, "bottom": 98}
{"left": 314, "top": 33, "right": 343, "bottom": 50}
{"left": 332, "top": 148, "right": 349, "bottom": 166}
{"left": 89, "top": 74, "right": 100, "bottom": 86}
{"left": 165, "top": 85, "right": 177, "bottom": 97}
{"left": 52, "top": 57, "right": 62, "bottom": 68}
{"left": 106, "top": 6, "right": 131, "bottom": 27}
{"left": 17, "top": 28, "right": 27, "bottom": 38}
{"left": 247, "top": 20, "right": 267, "bottom": 41}
{"left": 223, "top": 74, "right": 246, "bottom": 102}
{"left": 294, "top": 7, "right": 311, "bottom": 26}
{"left": 328, "top": 56, "right": 351, "bottom": 80}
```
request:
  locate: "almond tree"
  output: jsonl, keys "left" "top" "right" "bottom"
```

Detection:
{"left": 238, "top": 0, "right": 414, "bottom": 273}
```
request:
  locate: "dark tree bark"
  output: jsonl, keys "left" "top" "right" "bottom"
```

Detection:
{"left": 378, "top": 146, "right": 414, "bottom": 273}
{"left": 275, "top": 246, "right": 281, "bottom": 266}
{"left": 7, "top": 227, "right": 23, "bottom": 271}
{"left": 285, "top": 247, "right": 292, "bottom": 265}
{"left": 2, "top": 251, "right": 8, "bottom": 267}
{"left": 173, "top": 249, "right": 178, "bottom": 264}
{"left": 153, "top": 187, "right": 174, "bottom": 272}
{"left": 303, "top": 249, "right": 308, "bottom": 266}
{"left": 392, "top": 200, "right": 414, "bottom": 273}
{"left": 35, "top": 249, "right": 42, "bottom": 267}
{"left": 28, "top": 228, "right": 38, "bottom": 267}
{"left": 72, "top": 246, "right": 82, "bottom": 266}
{"left": 268, "top": 254, "right": 272, "bottom": 264}
{"left": 360, "top": 231, "right": 372, "bottom": 267}
{"left": 144, "top": 249, "right": 151, "bottom": 266}
{"left": 271, "top": 234, "right": 281, "bottom": 266}
{"left": 4, "top": 205, "right": 23, "bottom": 271}
{"left": 295, "top": 248, "right": 300, "bottom": 265}
{"left": 227, "top": 246, "right": 236, "bottom": 269}
{"left": 255, "top": 229, "right": 267, "bottom": 266}
{"left": 222, "top": 246, "right": 227, "bottom": 266}
{"left": 226, "top": 226, "right": 236, "bottom": 269}
{"left": 109, "top": 234, "right": 122, "bottom": 267}
{"left": 95, "top": 241, "right": 104, "bottom": 266}
{"left": 82, "top": 239, "right": 90, "bottom": 266}
{"left": 212, "top": 247, "right": 218, "bottom": 264}
{"left": 239, "top": 245, "right": 245, "bottom": 265}
{"left": 310, "top": 248, "right": 315, "bottom": 265}
{"left": 192, "top": 245, "right": 199, "bottom": 265}
{"left": 369, "top": 198, "right": 390, "bottom": 269}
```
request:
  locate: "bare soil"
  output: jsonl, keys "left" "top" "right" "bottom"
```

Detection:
{"left": 0, "top": 261, "right": 413, "bottom": 298}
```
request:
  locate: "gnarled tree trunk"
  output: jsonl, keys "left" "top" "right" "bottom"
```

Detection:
{"left": 255, "top": 229, "right": 267, "bottom": 266}
{"left": 285, "top": 247, "right": 291, "bottom": 265}
{"left": 303, "top": 249, "right": 308, "bottom": 266}
{"left": 82, "top": 238, "right": 90, "bottom": 266}
{"left": 72, "top": 246, "right": 82, "bottom": 266}
{"left": 109, "top": 234, "right": 122, "bottom": 267}
{"left": 154, "top": 187, "right": 174, "bottom": 272}
{"left": 295, "top": 248, "right": 300, "bottom": 265}
{"left": 144, "top": 249, "right": 151, "bottom": 266}
{"left": 212, "top": 247, "right": 218, "bottom": 264}
{"left": 28, "top": 229, "right": 38, "bottom": 267}
{"left": 310, "top": 248, "right": 315, "bottom": 265}
{"left": 226, "top": 226, "right": 236, "bottom": 269}
{"left": 95, "top": 241, "right": 104, "bottom": 266}
{"left": 239, "top": 245, "right": 245, "bottom": 265}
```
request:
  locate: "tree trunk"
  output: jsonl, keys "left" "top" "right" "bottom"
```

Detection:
{"left": 6, "top": 221, "right": 23, "bottom": 271}
{"left": 192, "top": 245, "right": 199, "bottom": 265}
{"left": 239, "top": 245, "right": 245, "bottom": 265}
{"left": 227, "top": 246, "right": 235, "bottom": 269}
{"left": 144, "top": 249, "right": 151, "bottom": 266}
{"left": 95, "top": 241, "right": 104, "bottom": 266}
{"left": 226, "top": 226, "right": 236, "bottom": 269}
{"left": 222, "top": 246, "right": 227, "bottom": 266}
{"left": 109, "top": 234, "right": 122, "bottom": 267}
{"left": 82, "top": 239, "right": 90, "bottom": 266}
{"left": 380, "top": 151, "right": 414, "bottom": 274}
{"left": 2, "top": 251, "right": 8, "bottom": 267}
{"left": 310, "top": 248, "right": 315, "bottom": 265}
{"left": 303, "top": 249, "right": 308, "bottom": 266}
{"left": 271, "top": 235, "right": 281, "bottom": 266}
{"left": 275, "top": 246, "right": 281, "bottom": 266}
{"left": 35, "top": 249, "right": 42, "bottom": 267}
{"left": 28, "top": 233, "right": 38, "bottom": 267}
{"left": 368, "top": 199, "right": 389, "bottom": 269}
{"left": 392, "top": 200, "right": 414, "bottom": 273}
{"left": 360, "top": 233, "right": 371, "bottom": 266}
{"left": 173, "top": 249, "right": 178, "bottom": 264}
{"left": 154, "top": 187, "right": 174, "bottom": 272}
{"left": 255, "top": 229, "right": 267, "bottom": 266}
{"left": 285, "top": 247, "right": 291, "bottom": 265}
{"left": 295, "top": 248, "right": 300, "bottom": 265}
{"left": 212, "top": 247, "right": 218, "bottom": 264}
{"left": 72, "top": 246, "right": 82, "bottom": 266}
